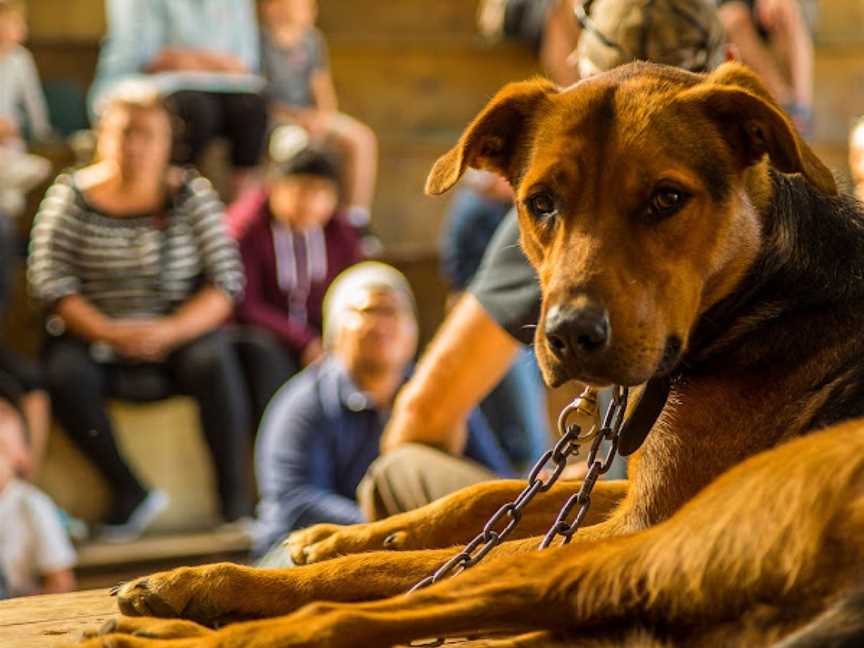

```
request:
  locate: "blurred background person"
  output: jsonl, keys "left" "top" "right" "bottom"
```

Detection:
{"left": 0, "top": 389, "right": 76, "bottom": 598}
{"left": 0, "top": 0, "right": 51, "bottom": 217}
{"left": 254, "top": 262, "right": 512, "bottom": 558}
{"left": 229, "top": 145, "right": 364, "bottom": 423}
{"left": 259, "top": 0, "right": 379, "bottom": 245}
{"left": 477, "top": 0, "right": 582, "bottom": 86}
{"left": 28, "top": 83, "right": 253, "bottom": 540}
{"left": 717, "top": 0, "right": 814, "bottom": 135}
{"left": 850, "top": 116, "right": 864, "bottom": 202}
{"left": 89, "top": 0, "right": 268, "bottom": 197}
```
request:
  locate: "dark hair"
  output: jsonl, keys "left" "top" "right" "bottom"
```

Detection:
{"left": 272, "top": 148, "right": 343, "bottom": 195}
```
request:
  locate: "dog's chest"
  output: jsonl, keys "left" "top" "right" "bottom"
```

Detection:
{"left": 623, "top": 372, "right": 806, "bottom": 526}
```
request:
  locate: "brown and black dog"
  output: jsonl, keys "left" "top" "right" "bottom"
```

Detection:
{"left": 77, "top": 61, "right": 864, "bottom": 648}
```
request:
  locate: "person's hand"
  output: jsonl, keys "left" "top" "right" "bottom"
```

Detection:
{"left": 0, "top": 117, "right": 18, "bottom": 143}
{"left": 105, "top": 320, "right": 181, "bottom": 362}
{"left": 380, "top": 401, "right": 467, "bottom": 456}
{"left": 147, "top": 48, "right": 194, "bottom": 73}
{"left": 301, "top": 337, "right": 324, "bottom": 367}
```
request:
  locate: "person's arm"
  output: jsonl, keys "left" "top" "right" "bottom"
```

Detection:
{"left": 17, "top": 50, "right": 52, "bottom": 141}
{"left": 309, "top": 31, "right": 337, "bottom": 112}
{"left": 380, "top": 293, "right": 521, "bottom": 455}
{"left": 540, "top": 0, "right": 582, "bottom": 86}
{"left": 235, "top": 0, "right": 262, "bottom": 75}
{"left": 186, "top": 173, "right": 246, "bottom": 303}
{"left": 256, "top": 382, "right": 365, "bottom": 533}
{"left": 310, "top": 71, "right": 337, "bottom": 113}
{"left": 162, "top": 285, "right": 233, "bottom": 347}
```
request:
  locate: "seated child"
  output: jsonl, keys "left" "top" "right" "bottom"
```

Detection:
{"left": 0, "top": 1, "right": 51, "bottom": 217}
{"left": 0, "top": 393, "right": 76, "bottom": 598}
{"left": 229, "top": 147, "right": 364, "bottom": 416}
{"left": 259, "top": 0, "right": 378, "bottom": 242}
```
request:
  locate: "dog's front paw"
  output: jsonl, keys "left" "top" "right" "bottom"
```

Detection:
{"left": 287, "top": 522, "right": 408, "bottom": 565}
{"left": 114, "top": 564, "right": 243, "bottom": 626}
{"left": 82, "top": 616, "right": 213, "bottom": 640}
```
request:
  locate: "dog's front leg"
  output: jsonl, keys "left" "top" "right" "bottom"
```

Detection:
{"left": 88, "top": 546, "right": 577, "bottom": 648}
{"left": 112, "top": 534, "right": 557, "bottom": 627}
{"left": 289, "top": 479, "right": 629, "bottom": 564}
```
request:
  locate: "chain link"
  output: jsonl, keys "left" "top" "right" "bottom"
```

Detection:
{"left": 409, "top": 385, "right": 628, "bottom": 595}
{"left": 539, "top": 385, "right": 628, "bottom": 548}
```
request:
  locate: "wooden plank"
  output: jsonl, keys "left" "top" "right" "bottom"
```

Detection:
{"left": 23, "top": 0, "right": 106, "bottom": 42}
{"left": 331, "top": 42, "right": 538, "bottom": 137}
{"left": 0, "top": 589, "right": 114, "bottom": 648}
{"left": 77, "top": 529, "right": 251, "bottom": 569}
{"left": 318, "top": 0, "right": 481, "bottom": 41}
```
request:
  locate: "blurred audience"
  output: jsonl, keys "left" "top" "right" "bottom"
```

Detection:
{"left": 229, "top": 146, "right": 364, "bottom": 419}
{"left": 254, "top": 262, "right": 512, "bottom": 557}
{"left": 477, "top": 0, "right": 582, "bottom": 85}
{"left": 259, "top": 0, "right": 378, "bottom": 239}
{"left": 28, "top": 83, "right": 254, "bottom": 541}
{"left": 439, "top": 170, "right": 549, "bottom": 472}
{"left": 717, "top": 0, "right": 814, "bottom": 135}
{"left": 0, "top": 0, "right": 51, "bottom": 218}
{"left": 89, "top": 0, "right": 268, "bottom": 197}
{"left": 0, "top": 349, "right": 49, "bottom": 479}
{"left": 0, "top": 388, "right": 76, "bottom": 598}
{"left": 851, "top": 117, "right": 864, "bottom": 202}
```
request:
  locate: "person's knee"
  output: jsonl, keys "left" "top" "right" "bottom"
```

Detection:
{"left": 43, "top": 343, "right": 97, "bottom": 393}
{"left": 366, "top": 443, "right": 439, "bottom": 483}
{"left": 175, "top": 332, "right": 237, "bottom": 381}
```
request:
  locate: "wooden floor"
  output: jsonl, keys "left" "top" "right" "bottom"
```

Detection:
{"left": 1, "top": 588, "right": 507, "bottom": 646}
{"left": 0, "top": 589, "right": 114, "bottom": 648}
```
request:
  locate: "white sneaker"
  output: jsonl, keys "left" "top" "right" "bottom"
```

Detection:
{"left": 98, "top": 490, "right": 170, "bottom": 543}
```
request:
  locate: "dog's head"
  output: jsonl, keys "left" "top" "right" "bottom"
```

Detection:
{"left": 427, "top": 62, "right": 836, "bottom": 387}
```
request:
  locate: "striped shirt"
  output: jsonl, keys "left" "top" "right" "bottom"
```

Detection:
{"left": 28, "top": 170, "right": 244, "bottom": 318}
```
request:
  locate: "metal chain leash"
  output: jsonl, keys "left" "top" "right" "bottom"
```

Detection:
{"left": 409, "top": 384, "right": 629, "bottom": 595}
{"left": 539, "top": 385, "right": 628, "bottom": 548}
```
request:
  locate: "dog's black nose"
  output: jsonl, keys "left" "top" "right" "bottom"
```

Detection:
{"left": 545, "top": 303, "right": 610, "bottom": 358}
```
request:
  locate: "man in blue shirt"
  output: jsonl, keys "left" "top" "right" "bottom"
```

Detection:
{"left": 254, "top": 262, "right": 512, "bottom": 556}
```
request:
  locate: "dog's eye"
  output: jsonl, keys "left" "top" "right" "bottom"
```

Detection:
{"left": 525, "top": 192, "right": 557, "bottom": 219}
{"left": 650, "top": 187, "right": 688, "bottom": 217}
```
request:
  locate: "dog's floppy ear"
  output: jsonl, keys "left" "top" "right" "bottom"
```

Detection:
{"left": 679, "top": 62, "right": 836, "bottom": 195}
{"left": 425, "top": 78, "right": 557, "bottom": 195}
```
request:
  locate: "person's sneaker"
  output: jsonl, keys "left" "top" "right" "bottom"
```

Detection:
{"left": 98, "top": 490, "right": 170, "bottom": 543}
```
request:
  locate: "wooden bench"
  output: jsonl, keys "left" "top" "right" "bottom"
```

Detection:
{"left": 37, "top": 397, "right": 222, "bottom": 532}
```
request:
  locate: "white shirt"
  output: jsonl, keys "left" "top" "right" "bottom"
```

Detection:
{"left": 0, "top": 46, "right": 51, "bottom": 139}
{"left": 0, "top": 479, "right": 76, "bottom": 596}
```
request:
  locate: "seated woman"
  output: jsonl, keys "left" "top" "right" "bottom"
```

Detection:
{"left": 254, "top": 262, "right": 513, "bottom": 559}
{"left": 28, "top": 82, "right": 253, "bottom": 541}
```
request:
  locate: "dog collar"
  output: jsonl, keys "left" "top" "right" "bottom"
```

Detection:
{"left": 616, "top": 374, "right": 672, "bottom": 455}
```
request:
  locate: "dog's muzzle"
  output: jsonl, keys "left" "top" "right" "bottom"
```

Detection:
{"left": 544, "top": 301, "right": 611, "bottom": 360}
